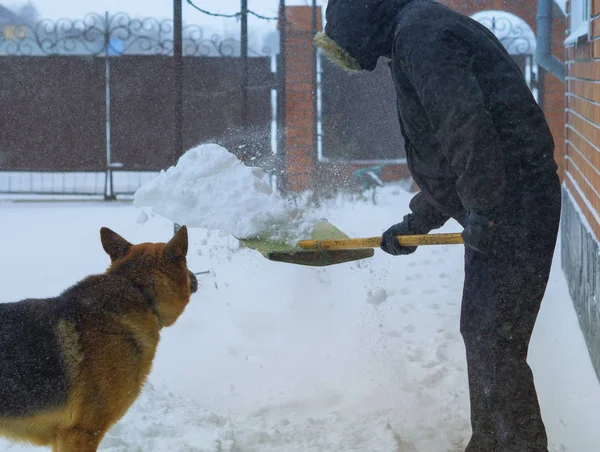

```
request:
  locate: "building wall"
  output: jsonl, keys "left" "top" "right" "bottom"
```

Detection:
{"left": 563, "top": 0, "right": 600, "bottom": 379}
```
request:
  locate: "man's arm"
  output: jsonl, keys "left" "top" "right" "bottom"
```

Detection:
{"left": 380, "top": 190, "right": 451, "bottom": 255}
{"left": 407, "top": 190, "right": 451, "bottom": 233}
{"left": 401, "top": 30, "right": 505, "bottom": 215}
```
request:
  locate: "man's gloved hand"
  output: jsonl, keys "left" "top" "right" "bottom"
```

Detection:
{"left": 380, "top": 213, "right": 430, "bottom": 256}
{"left": 380, "top": 220, "right": 417, "bottom": 256}
{"left": 461, "top": 211, "right": 497, "bottom": 255}
{"left": 380, "top": 193, "right": 451, "bottom": 257}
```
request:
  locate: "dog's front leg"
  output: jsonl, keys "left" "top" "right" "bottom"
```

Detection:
{"left": 53, "top": 427, "right": 104, "bottom": 452}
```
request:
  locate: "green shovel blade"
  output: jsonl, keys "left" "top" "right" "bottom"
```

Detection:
{"left": 239, "top": 220, "right": 375, "bottom": 267}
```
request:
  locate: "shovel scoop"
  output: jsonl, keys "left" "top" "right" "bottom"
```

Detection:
{"left": 240, "top": 221, "right": 464, "bottom": 267}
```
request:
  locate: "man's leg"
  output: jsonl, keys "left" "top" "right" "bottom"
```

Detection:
{"left": 487, "top": 248, "right": 551, "bottom": 451}
{"left": 461, "top": 179, "right": 560, "bottom": 451}
{"left": 461, "top": 247, "right": 550, "bottom": 451}
{"left": 461, "top": 247, "right": 499, "bottom": 451}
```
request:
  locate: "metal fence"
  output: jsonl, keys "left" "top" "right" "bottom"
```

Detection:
{"left": 0, "top": 8, "right": 279, "bottom": 198}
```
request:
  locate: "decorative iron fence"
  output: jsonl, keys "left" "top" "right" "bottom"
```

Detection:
{"left": 475, "top": 15, "right": 534, "bottom": 55}
{"left": 474, "top": 13, "right": 539, "bottom": 99}
{"left": 0, "top": 10, "right": 278, "bottom": 198}
{"left": 0, "top": 12, "right": 275, "bottom": 57}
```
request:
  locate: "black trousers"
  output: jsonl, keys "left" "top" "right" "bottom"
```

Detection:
{"left": 461, "top": 173, "right": 561, "bottom": 452}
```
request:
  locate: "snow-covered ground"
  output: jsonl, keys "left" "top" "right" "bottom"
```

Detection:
{"left": 1, "top": 184, "right": 599, "bottom": 451}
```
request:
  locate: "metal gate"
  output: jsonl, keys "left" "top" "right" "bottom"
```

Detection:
{"left": 475, "top": 13, "right": 539, "bottom": 99}
{"left": 0, "top": 10, "right": 277, "bottom": 197}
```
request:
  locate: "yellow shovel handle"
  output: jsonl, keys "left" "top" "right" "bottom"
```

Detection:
{"left": 297, "top": 232, "right": 464, "bottom": 251}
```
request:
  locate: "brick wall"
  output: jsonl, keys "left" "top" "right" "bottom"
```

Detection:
{"left": 565, "top": 0, "right": 600, "bottom": 234}
{"left": 565, "top": 0, "right": 600, "bottom": 228}
{"left": 562, "top": 0, "right": 600, "bottom": 380}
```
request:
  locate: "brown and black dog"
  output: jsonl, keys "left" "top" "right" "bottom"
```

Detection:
{"left": 0, "top": 226, "right": 198, "bottom": 451}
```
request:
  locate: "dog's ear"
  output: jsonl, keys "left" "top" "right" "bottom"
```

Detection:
{"left": 100, "top": 227, "right": 133, "bottom": 262}
{"left": 164, "top": 225, "right": 188, "bottom": 261}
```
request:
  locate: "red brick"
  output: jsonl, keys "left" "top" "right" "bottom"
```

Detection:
{"left": 594, "top": 39, "right": 600, "bottom": 59}
{"left": 574, "top": 42, "right": 592, "bottom": 60}
{"left": 592, "top": 18, "right": 600, "bottom": 39}
{"left": 287, "top": 134, "right": 313, "bottom": 146}
{"left": 567, "top": 168, "right": 600, "bottom": 236}
{"left": 283, "top": 6, "right": 322, "bottom": 32}
{"left": 286, "top": 115, "right": 312, "bottom": 128}
{"left": 569, "top": 61, "right": 600, "bottom": 79}
{"left": 567, "top": 94, "right": 600, "bottom": 124}
{"left": 290, "top": 83, "right": 313, "bottom": 93}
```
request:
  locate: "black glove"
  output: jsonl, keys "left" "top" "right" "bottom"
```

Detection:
{"left": 461, "top": 211, "right": 497, "bottom": 255}
{"left": 380, "top": 214, "right": 429, "bottom": 256}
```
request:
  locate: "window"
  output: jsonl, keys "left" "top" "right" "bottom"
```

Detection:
{"left": 565, "top": 0, "right": 590, "bottom": 44}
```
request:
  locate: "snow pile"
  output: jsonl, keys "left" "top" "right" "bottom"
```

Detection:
{"left": 134, "top": 143, "right": 319, "bottom": 242}
{"left": 2, "top": 184, "right": 600, "bottom": 451}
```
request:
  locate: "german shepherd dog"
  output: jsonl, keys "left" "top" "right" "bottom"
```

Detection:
{"left": 0, "top": 226, "right": 198, "bottom": 451}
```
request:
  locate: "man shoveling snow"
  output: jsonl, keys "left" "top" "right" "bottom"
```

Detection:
{"left": 315, "top": 0, "right": 561, "bottom": 451}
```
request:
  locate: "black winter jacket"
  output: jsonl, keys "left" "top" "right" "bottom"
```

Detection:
{"left": 317, "top": 0, "right": 558, "bottom": 229}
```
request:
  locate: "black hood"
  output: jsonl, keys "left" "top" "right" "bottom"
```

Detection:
{"left": 316, "top": 0, "right": 413, "bottom": 71}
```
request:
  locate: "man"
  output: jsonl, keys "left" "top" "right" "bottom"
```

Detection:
{"left": 314, "top": 1, "right": 561, "bottom": 451}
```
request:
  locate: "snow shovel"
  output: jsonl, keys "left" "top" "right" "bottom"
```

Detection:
{"left": 240, "top": 221, "right": 464, "bottom": 267}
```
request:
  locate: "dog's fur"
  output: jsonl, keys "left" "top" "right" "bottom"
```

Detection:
{"left": 0, "top": 226, "right": 198, "bottom": 451}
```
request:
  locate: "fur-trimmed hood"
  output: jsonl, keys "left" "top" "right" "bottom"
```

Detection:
{"left": 315, "top": 0, "right": 414, "bottom": 72}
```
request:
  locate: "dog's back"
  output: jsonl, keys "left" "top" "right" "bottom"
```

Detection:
{"left": 0, "top": 273, "right": 151, "bottom": 419}
{"left": 0, "top": 298, "right": 70, "bottom": 417}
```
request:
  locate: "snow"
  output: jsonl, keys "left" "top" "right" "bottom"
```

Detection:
{"left": 1, "top": 184, "right": 600, "bottom": 451}
{"left": 133, "top": 144, "right": 319, "bottom": 242}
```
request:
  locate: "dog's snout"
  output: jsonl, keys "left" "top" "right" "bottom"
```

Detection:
{"left": 189, "top": 270, "right": 198, "bottom": 294}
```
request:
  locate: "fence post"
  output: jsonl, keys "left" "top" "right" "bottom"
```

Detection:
{"left": 174, "top": 0, "right": 183, "bottom": 160}
{"left": 103, "top": 11, "right": 117, "bottom": 201}
{"left": 173, "top": 0, "right": 183, "bottom": 234}
{"left": 311, "top": 0, "right": 319, "bottom": 193}
{"left": 276, "top": 0, "right": 287, "bottom": 193}
{"left": 241, "top": 0, "right": 249, "bottom": 127}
